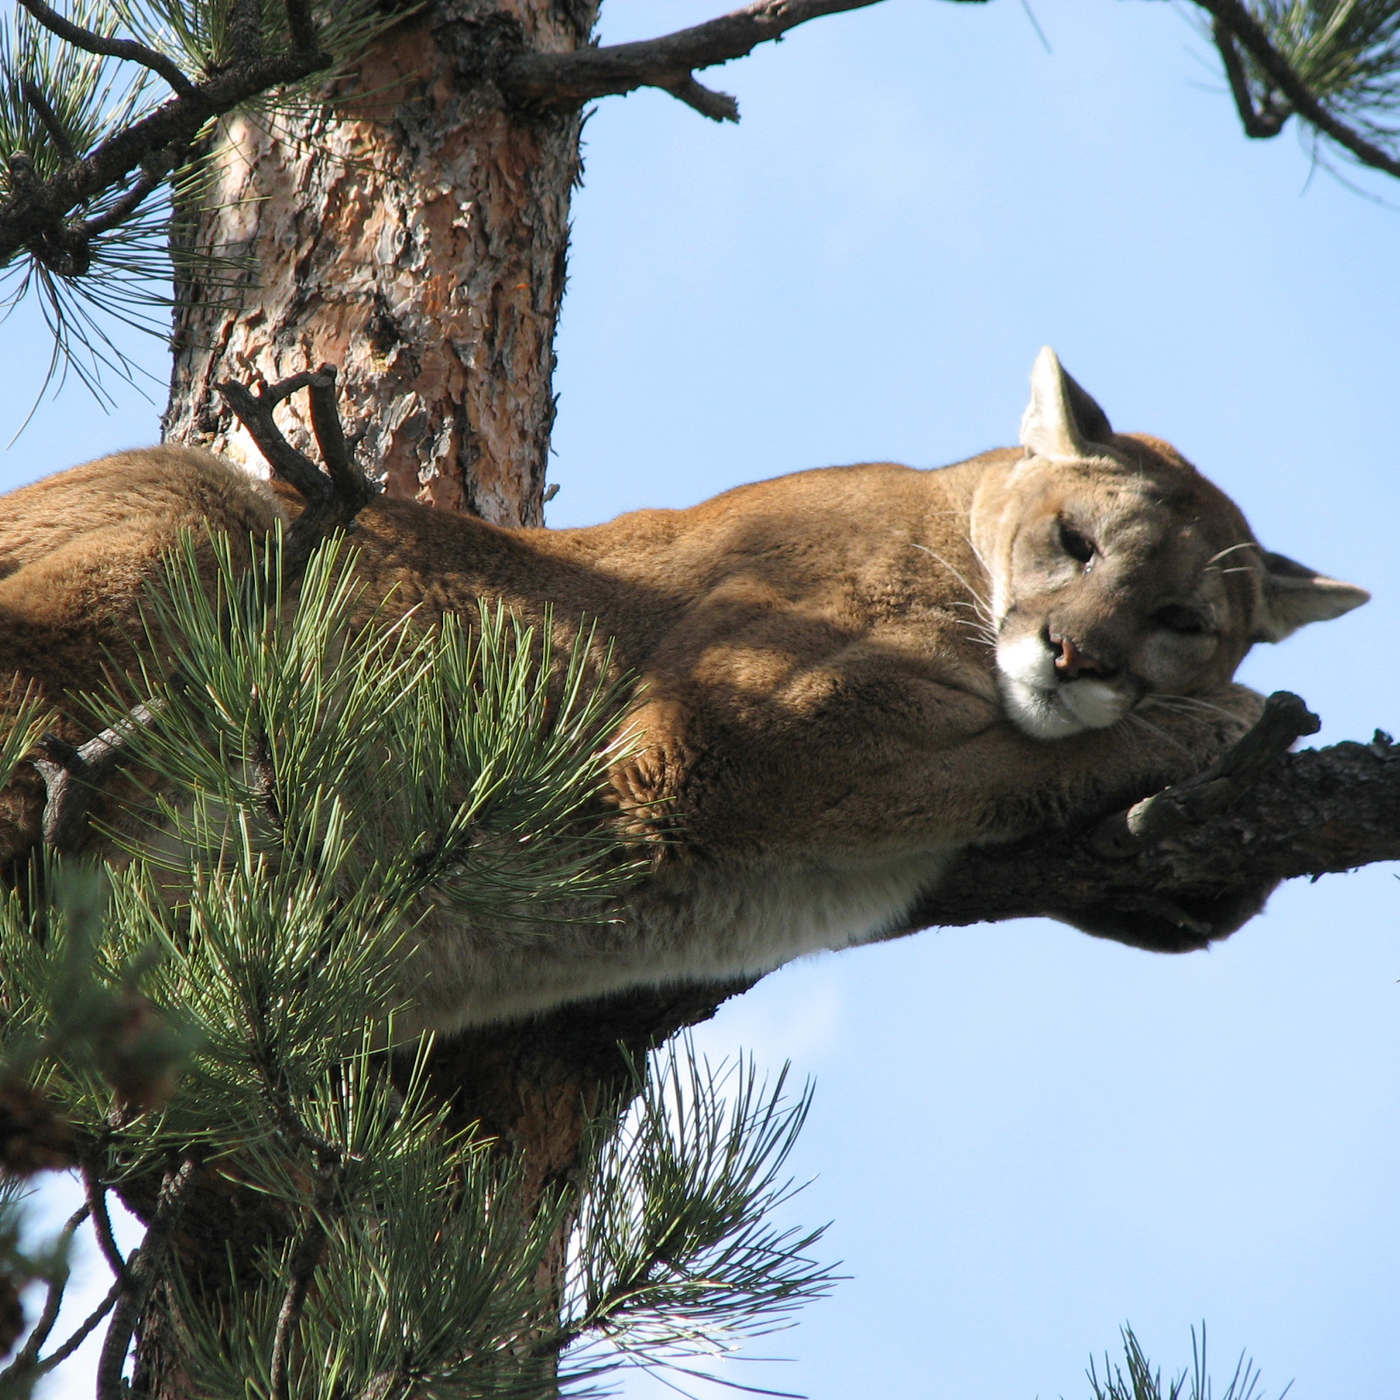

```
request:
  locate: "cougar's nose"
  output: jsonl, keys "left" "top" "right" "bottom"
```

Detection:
{"left": 1049, "top": 630, "right": 1110, "bottom": 680}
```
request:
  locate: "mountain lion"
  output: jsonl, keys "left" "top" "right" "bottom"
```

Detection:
{"left": 0, "top": 349, "right": 1367, "bottom": 1028}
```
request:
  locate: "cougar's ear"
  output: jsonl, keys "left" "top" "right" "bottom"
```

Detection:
{"left": 1019, "top": 346, "right": 1114, "bottom": 461}
{"left": 1253, "top": 550, "right": 1370, "bottom": 642}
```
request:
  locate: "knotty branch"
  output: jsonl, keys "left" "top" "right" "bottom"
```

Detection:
{"left": 901, "top": 698, "right": 1400, "bottom": 943}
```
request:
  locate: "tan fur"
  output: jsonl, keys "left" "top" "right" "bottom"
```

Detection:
{"left": 0, "top": 352, "right": 1368, "bottom": 1028}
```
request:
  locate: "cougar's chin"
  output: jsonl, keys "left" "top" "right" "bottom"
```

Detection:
{"left": 995, "top": 634, "right": 1131, "bottom": 740}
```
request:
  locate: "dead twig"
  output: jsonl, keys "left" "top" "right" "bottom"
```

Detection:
{"left": 32, "top": 700, "right": 164, "bottom": 855}
{"left": 29, "top": 366, "right": 371, "bottom": 856}
{"left": 216, "top": 362, "right": 377, "bottom": 575}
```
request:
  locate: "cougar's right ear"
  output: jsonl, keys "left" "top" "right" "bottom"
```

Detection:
{"left": 1253, "top": 550, "right": 1370, "bottom": 642}
{"left": 1018, "top": 346, "right": 1114, "bottom": 461}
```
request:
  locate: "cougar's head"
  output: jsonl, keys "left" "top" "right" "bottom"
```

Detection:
{"left": 976, "top": 347, "right": 1369, "bottom": 741}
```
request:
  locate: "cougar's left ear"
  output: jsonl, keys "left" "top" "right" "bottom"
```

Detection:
{"left": 1019, "top": 346, "right": 1114, "bottom": 461}
{"left": 1253, "top": 550, "right": 1370, "bottom": 642}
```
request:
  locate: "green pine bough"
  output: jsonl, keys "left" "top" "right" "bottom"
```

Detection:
{"left": 0, "top": 529, "right": 836, "bottom": 1398}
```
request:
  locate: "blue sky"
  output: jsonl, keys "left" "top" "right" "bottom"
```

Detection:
{"left": 3, "top": 1, "right": 1398, "bottom": 1396}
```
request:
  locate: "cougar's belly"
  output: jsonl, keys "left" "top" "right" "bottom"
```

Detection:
{"left": 403, "top": 845, "right": 955, "bottom": 1031}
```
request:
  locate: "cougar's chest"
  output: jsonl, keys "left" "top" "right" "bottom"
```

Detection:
{"left": 630, "top": 844, "right": 956, "bottom": 979}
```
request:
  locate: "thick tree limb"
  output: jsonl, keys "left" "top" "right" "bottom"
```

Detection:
{"left": 1196, "top": 0, "right": 1400, "bottom": 178}
{"left": 896, "top": 714, "right": 1400, "bottom": 943}
{"left": 452, "top": 694, "right": 1400, "bottom": 1143}
{"left": 502, "top": 0, "right": 894, "bottom": 122}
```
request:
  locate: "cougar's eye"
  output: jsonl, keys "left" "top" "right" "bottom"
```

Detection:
{"left": 1154, "top": 604, "right": 1207, "bottom": 634}
{"left": 1057, "top": 521, "right": 1096, "bottom": 565}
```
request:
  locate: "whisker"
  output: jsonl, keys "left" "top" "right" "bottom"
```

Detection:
{"left": 1205, "top": 542, "right": 1260, "bottom": 566}
{"left": 1122, "top": 710, "right": 1195, "bottom": 759}
{"left": 910, "top": 542, "right": 996, "bottom": 625}
{"left": 1140, "top": 694, "right": 1254, "bottom": 730}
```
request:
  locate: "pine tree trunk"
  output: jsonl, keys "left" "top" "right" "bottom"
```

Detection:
{"left": 165, "top": 0, "right": 596, "bottom": 524}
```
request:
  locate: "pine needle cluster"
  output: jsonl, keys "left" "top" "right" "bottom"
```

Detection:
{"left": 1081, "top": 1325, "right": 1290, "bottom": 1400}
{"left": 0, "top": 529, "right": 838, "bottom": 1398}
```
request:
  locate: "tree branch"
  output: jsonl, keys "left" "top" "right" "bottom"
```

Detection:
{"left": 0, "top": 43, "right": 330, "bottom": 270}
{"left": 229, "top": 0, "right": 266, "bottom": 65}
{"left": 25, "top": 368, "right": 369, "bottom": 858}
{"left": 1195, "top": 0, "right": 1400, "bottom": 178}
{"left": 0, "top": 1205, "right": 87, "bottom": 1378}
{"left": 282, "top": 0, "right": 320, "bottom": 58}
{"left": 15, "top": 0, "right": 199, "bottom": 98}
{"left": 216, "top": 363, "right": 376, "bottom": 574}
{"left": 1211, "top": 19, "right": 1288, "bottom": 138}
{"left": 19, "top": 79, "right": 76, "bottom": 163}
{"left": 269, "top": 1155, "right": 339, "bottom": 1400}
{"left": 29, "top": 1279, "right": 121, "bottom": 1379}
{"left": 84, "top": 1159, "right": 134, "bottom": 1286}
{"left": 502, "top": 0, "right": 890, "bottom": 121}
{"left": 1087, "top": 690, "right": 1318, "bottom": 858}
{"left": 71, "top": 164, "right": 166, "bottom": 241}
{"left": 893, "top": 698, "right": 1400, "bottom": 948}
{"left": 32, "top": 700, "right": 164, "bottom": 854}
{"left": 96, "top": 1156, "right": 200, "bottom": 1400}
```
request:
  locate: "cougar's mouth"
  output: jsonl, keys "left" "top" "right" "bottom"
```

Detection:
{"left": 994, "top": 633, "right": 1131, "bottom": 740}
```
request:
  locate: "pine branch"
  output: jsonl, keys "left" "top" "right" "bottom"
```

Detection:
{"left": 0, "top": 1205, "right": 87, "bottom": 1379}
{"left": 22, "top": 355, "right": 377, "bottom": 854}
{"left": 283, "top": 0, "right": 320, "bottom": 57}
{"left": 96, "top": 1156, "right": 201, "bottom": 1400}
{"left": 19, "top": 78, "right": 76, "bottom": 162}
{"left": 15, "top": 0, "right": 199, "bottom": 98}
{"left": 268, "top": 1159, "right": 339, "bottom": 1400}
{"left": 502, "top": 0, "right": 891, "bottom": 123}
{"left": 83, "top": 1158, "right": 134, "bottom": 1286}
{"left": 893, "top": 696, "right": 1400, "bottom": 946}
{"left": 28, "top": 1278, "right": 121, "bottom": 1379}
{"left": 0, "top": 35, "right": 331, "bottom": 272}
{"left": 228, "top": 0, "right": 266, "bottom": 64}
{"left": 1213, "top": 19, "right": 1289, "bottom": 137}
{"left": 1196, "top": 0, "right": 1400, "bottom": 177}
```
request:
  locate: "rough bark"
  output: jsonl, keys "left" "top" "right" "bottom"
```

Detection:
{"left": 164, "top": 0, "right": 596, "bottom": 525}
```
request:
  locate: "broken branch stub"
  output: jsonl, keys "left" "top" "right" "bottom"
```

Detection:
{"left": 215, "top": 364, "right": 377, "bottom": 573}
